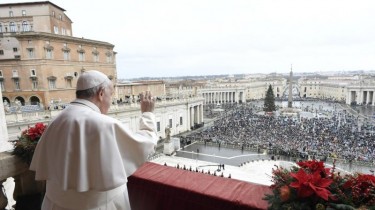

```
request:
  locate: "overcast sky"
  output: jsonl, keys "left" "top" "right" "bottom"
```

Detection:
{"left": 8, "top": 0, "right": 375, "bottom": 79}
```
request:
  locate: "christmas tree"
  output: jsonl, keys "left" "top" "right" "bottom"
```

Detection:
{"left": 264, "top": 84, "right": 276, "bottom": 112}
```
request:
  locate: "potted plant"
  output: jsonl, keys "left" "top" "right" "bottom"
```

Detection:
{"left": 11, "top": 122, "right": 47, "bottom": 165}
{"left": 264, "top": 160, "right": 375, "bottom": 210}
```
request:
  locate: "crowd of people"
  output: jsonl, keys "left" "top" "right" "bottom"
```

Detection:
{"left": 186, "top": 102, "right": 375, "bottom": 164}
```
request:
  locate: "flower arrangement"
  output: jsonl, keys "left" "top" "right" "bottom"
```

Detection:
{"left": 11, "top": 122, "right": 47, "bottom": 165}
{"left": 264, "top": 160, "right": 375, "bottom": 210}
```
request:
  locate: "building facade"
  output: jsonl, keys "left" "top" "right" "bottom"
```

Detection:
{"left": 0, "top": 2, "right": 116, "bottom": 108}
{"left": 192, "top": 73, "right": 374, "bottom": 106}
{"left": 116, "top": 80, "right": 166, "bottom": 103}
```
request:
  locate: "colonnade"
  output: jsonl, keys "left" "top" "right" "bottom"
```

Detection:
{"left": 189, "top": 104, "right": 203, "bottom": 128}
{"left": 347, "top": 90, "right": 375, "bottom": 105}
{"left": 201, "top": 90, "right": 244, "bottom": 104}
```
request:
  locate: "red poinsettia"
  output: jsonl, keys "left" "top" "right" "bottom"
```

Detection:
{"left": 264, "top": 160, "right": 375, "bottom": 209}
{"left": 26, "top": 122, "right": 46, "bottom": 141}
{"left": 290, "top": 168, "right": 333, "bottom": 200}
{"left": 11, "top": 122, "right": 47, "bottom": 165}
{"left": 297, "top": 160, "right": 331, "bottom": 175}
{"left": 342, "top": 173, "right": 375, "bottom": 206}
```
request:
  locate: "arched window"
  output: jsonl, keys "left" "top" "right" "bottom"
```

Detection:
{"left": 2, "top": 97, "right": 10, "bottom": 105}
{"left": 10, "top": 22, "right": 16, "bottom": 32}
{"left": 29, "top": 96, "right": 40, "bottom": 105}
{"left": 15, "top": 96, "right": 25, "bottom": 106}
{"left": 22, "top": 21, "right": 29, "bottom": 32}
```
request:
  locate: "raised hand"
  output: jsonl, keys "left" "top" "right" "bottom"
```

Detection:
{"left": 139, "top": 91, "right": 155, "bottom": 113}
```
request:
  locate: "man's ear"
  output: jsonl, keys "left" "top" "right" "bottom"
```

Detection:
{"left": 97, "top": 87, "right": 105, "bottom": 101}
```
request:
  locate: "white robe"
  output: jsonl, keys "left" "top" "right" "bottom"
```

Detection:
{"left": 30, "top": 99, "right": 158, "bottom": 210}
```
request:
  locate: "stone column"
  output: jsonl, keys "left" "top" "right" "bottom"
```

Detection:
{"left": 197, "top": 105, "right": 201, "bottom": 124}
{"left": 190, "top": 106, "right": 195, "bottom": 126}
{"left": 0, "top": 86, "right": 11, "bottom": 152}
{"left": 346, "top": 90, "right": 351, "bottom": 105}
{"left": 200, "top": 104, "right": 204, "bottom": 124}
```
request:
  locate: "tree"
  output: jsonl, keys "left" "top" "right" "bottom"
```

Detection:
{"left": 264, "top": 85, "right": 276, "bottom": 112}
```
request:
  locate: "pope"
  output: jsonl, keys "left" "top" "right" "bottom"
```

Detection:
{"left": 30, "top": 70, "right": 158, "bottom": 210}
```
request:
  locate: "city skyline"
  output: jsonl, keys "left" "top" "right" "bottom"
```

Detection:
{"left": 6, "top": 0, "right": 375, "bottom": 79}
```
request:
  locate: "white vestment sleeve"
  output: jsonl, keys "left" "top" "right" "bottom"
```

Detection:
{"left": 115, "top": 112, "right": 158, "bottom": 176}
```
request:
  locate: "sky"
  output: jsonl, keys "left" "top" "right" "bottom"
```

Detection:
{"left": 7, "top": 0, "right": 375, "bottom": 79}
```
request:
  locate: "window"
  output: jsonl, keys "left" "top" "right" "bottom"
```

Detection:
{"left": 0, "top": 70, "right": 2, "bottom": 77}
{"left": 14, "top": 79, "right": 20, "bottom": 90}
{"left": 22, "top": 21, "right": 29, "bottom": 31}
{"left": 52, "top": 11, "right": 55, "bottom": 17}
{"left": 12, "top": 70, "right": 18, "bottom": 77}
{"left": 32, "top": 79, "right": 38, "bottom": 89}
{"left": 0, "top": 24, "right": 2, "bottom": 33}
{"left": 93, "top": 47, "right": 99, "bottom": 62}
{"left": 27, "top": 48, "right": 34, "bottom": 58}
{"left": 53, "top": 26, "right": 59, "bottom": 34}
{"left": 9, "top": 11, "right": 13, "bottom": 17}
{"left": 59, "top": 14, "right": 62, "bottom": 20}
{"left": 46, "top": 49, "right": 53, "bottom": 59}
{"left": 0, "top": 81, "right": 4, "bottom": 91}
{"left": 157, "top": 122, "right": 160, "bottom": 132}
{"left": 13, "top": 48, "right": 18, "bottom": 52}
{"left": 48, "top": 79, "right": 56, "bottom": 89}
{"left": 93, "top": 54, "right": 99, "bottom": 62}
{"left": 79, "top": 52, "right": 85, "bottom": 61}
{"left": 63, "top": 51, "right": 70, "bottom": 60}
{"left": 66, "top": 79, "right": 72, "bottom": 88}
{"left": 106, "top": 54, "right": 112, "bottom": 63}
{"left": 61, "top": 28, "right": 66, "bottom": 35}
{"left": 180, "top": 117, "right": 183, "bottom": 125}
{"left": 169, "top": 119, "right": 172, "bottom": 128}
{"left": 10, "top": 22, "right": 16, "bottom": 32}
{"left": 22, "top": 10, "right": 26, "bottom": 16}
{"left": 0, "top": 50, "right": 3, "bottom": 55}
{"left": 30, "top": 69, "right": 36, "bottom": 76}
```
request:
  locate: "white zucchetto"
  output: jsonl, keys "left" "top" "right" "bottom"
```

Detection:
{"left": 76, "top": 70, "right": 110, "bottom": 91}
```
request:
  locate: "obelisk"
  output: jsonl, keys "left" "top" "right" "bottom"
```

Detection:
{"left": 0, "top": 85, "right": 11, "bottom": 152}
{"left": 288, "top": 65, "right": 293, "bottom": 108}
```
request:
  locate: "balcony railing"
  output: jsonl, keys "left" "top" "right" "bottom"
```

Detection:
{"left": 0, "top": 153, "right": 270, "bottom": 210}
{"left": 0, "top": 151, "right": 45, "bottom": 209}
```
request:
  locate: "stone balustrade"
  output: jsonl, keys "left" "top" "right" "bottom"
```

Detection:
{"left": 0, "top": 151, "right": 45, "bottom": 209}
